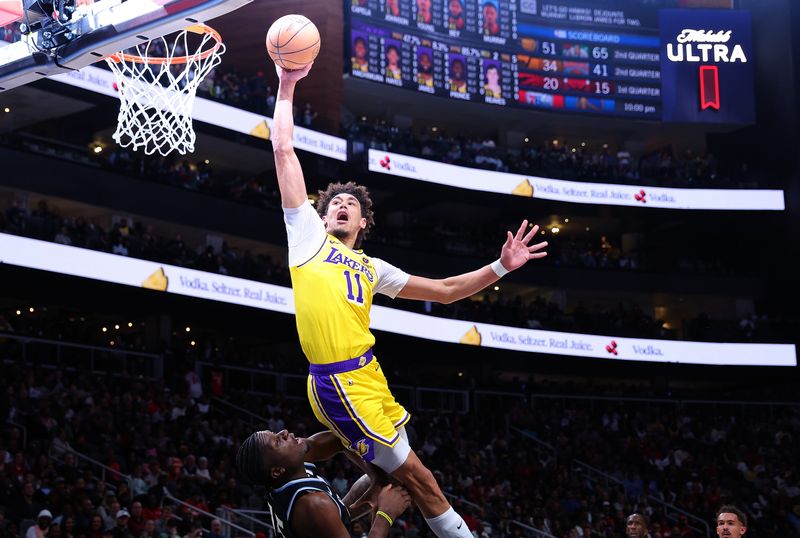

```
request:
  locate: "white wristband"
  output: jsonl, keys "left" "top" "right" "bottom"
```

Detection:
{"left": 490, "top": 259, "right": 509, "bottom": 277}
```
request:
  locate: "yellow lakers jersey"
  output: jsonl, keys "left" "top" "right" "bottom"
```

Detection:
{"left": 290, "top": 234, "right": 378, "bottom": 364}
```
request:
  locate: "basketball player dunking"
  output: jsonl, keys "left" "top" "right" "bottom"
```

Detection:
{"left": 272, "top": 62, "right": 548, "bottom": 537}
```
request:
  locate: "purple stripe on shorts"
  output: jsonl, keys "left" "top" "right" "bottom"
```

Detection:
{"left": 311, "top": 375, "right": 377, "bottom": 461}
{"left": 308, "top": 348, "right": 373, "bottom": 376}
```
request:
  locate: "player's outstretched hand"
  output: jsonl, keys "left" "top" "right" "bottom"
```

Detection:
{"left": 499, "top": 219, "right": 548, "bottom": 272}
{"left": 275, "top": 62, "right": 313, "bottom": 84}
{"left": 376, "top": 484, "right": 412, "bottom": 521}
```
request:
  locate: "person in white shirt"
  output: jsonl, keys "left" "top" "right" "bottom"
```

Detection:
{"left": 26, "top": 510, "right": 52, "bottom": 538}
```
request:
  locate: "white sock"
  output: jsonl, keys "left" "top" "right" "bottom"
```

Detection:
{"left": 425, "top": 506, "right": 472, "bottom": 538}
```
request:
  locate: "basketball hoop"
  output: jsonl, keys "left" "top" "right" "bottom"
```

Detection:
{"left": 105, "top": 24, "right": 225, "bottom": 156}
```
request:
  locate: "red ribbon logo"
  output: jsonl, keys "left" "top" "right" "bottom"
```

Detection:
{"left": 699, "top": 65, "right": 720, "bottom": 110}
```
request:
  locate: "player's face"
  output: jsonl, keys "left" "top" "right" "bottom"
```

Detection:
{"left": 257, "top": 430, "right": 307, "bottom": 476}
{"left": 387, "top": 48, "right": 400, "bottom": 66}
{"left": 625, "top": 515, "right": 647, "bottom": 538}
{"left": 452, "top": 61, "right": 464, "bottom": 79}
{"left": 354, "top": 40, "right": 367, "bottom": 60}
{"left": 420, "top": 53, "right": 432, "bottom": 70}
{"left": 417, "top": 0, "right": 431, "bottom": 16}
{"left": 486, "top": 67, "right": 499, "bottom": 85}
{"left": 483, "top": 4, "right": 497, "bottom": 25}
{"left": 449, "top": 0, "right": 462, "bottom": 16}
{"left": 324, "top": 194, "right": 367, "bottom": 240}
{"left": 386, "top": 0, "right": 399, "bottom": 15}
{"left": 716, "top": 514, "right": 746, "bottom": 538}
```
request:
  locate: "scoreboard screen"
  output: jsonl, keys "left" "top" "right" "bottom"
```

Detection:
{"left": 347, "top": 0, "right": 755, "bottom": 123}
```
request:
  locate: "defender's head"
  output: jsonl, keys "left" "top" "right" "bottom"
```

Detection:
{"left": 317, "top": 181, "right": 375, "bottom": 249}
{"left": 235, "top": 430, "right": 307, "bottom": 487}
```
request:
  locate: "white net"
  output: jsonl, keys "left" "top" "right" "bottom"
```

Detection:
{"left": 105, "top": 26, "right": 225, "bottom": 156}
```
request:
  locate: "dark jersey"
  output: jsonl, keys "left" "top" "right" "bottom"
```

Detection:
{"left": 266, "top": 463, "right": 350, "bottom": 538}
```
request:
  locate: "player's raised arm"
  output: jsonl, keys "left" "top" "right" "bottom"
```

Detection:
{"left": 396, "top": 219, "right": 548, "bottom": 303}
{"left": 272, "top": 63, "right": 314, "bottom": 208}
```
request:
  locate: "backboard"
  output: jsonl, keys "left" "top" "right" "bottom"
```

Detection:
{"left": 0, "top": 0, "right": 251, "bottom": 92}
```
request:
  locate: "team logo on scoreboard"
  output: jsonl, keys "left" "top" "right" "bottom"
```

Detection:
{"left": 605, "top": 340, "right": 619, "bottom": 356}
{"left": 665, "top": 27, "right": 748, "bottom": 112}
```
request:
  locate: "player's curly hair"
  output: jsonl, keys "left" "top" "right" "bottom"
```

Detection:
{"left": 316, "top": 181, "right": 375, "bottom": 250}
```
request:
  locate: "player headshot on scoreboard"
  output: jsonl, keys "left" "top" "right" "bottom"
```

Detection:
{"left": 482, "top": 0, "right": 500, "bottom": 36}
{"left": 384, "top": 42, "right": 402, "bottom": 80}
{"left": 483, "top": 61, "right": 502, "bottom": 98}
{"left": 448, "top": 54, "right": 467, "bottom": 93}
{"left": 351, "top": 33, "right": 369, "bottom": 72}
{"left": 448, "top": 0, "right": 465, "bottom": 30}
{"left": 386, "top": 0, "right": 400, "bottom": 17}
{"left": 417, "top": 47, "right": 434, "bottom": 87}
{"left": 416, "top": 0, "right": 432, "bottom": 24}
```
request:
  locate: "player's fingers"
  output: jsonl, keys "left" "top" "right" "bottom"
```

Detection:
{"left": 504, "top": 231, "right": 513, "bottom": 247}
{"left": 515, "top": 219, "right": 528, "bottom": 240}
{"left": 529, "top": 251, "right": 548, "bottom": 259}
{"left": 522, "top": 224, "right": 539, "bottom": 244}
{"left": 528, "top": 241, "right": 548, "bottom": 252}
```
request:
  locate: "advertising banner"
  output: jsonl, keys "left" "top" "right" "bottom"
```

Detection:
{"left": 368, "top": 149, "right": 785, "bottom": 210}
{"left": 2, "top": 233, "right": 794, "bottom": 366}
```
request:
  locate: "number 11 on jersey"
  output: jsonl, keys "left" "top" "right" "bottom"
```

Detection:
{"left": 343, "top": 270, "right": 364, "bottom": 304}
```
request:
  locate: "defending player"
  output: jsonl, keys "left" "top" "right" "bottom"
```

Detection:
{"left": 236, "top": 429, "right": 411, "bottom": 537}
{"left": 272, "top": 62, "right": 548, "bottom": 538}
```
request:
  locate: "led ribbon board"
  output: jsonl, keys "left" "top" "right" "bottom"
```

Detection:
{"left": 1, "top": 233, "right": 795, "bottom": 366}
{"left": 368, "top": 149, "right": 785, "bottom": 211}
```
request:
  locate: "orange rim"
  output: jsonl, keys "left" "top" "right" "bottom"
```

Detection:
{"left": 107, "top": 24, "right": 222, "bottom": 65}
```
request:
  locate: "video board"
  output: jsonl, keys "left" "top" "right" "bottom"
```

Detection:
{"left": 347, "top": 0, "right": 754, "bottom": 123}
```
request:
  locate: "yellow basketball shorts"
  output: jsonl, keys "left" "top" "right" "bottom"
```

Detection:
{"left": 306, "top": 348, "right": 410, "bottom": 462}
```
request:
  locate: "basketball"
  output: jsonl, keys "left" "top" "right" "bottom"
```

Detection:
{"left": 266, "top": 14, "right": 321, "bottom": 70}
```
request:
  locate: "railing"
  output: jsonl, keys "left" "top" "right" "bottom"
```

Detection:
{"left": 513, "top": 428, "right": 711, "bottom": 538}
{"left": 509, "top": 520, "right": 559, "bottom": 538}
{"left": 49, "top": 446, "right": 133, "bottom": 491}
{"left": 1, "top": 332, "right": 163, "bottom": 379}
{"left": 196, "top": 361, "right": 800, "bottom": 418}
{"left": 216, "top": 508, "right": 273, "bottom": 538}
{"left": 211, "top": 397, "right": 270, "bottom": 428}
{"left": 572, "top": 456, "right": 709, "bottom": 536}
{"left": 163, "top": 491, "right": 255, "bottom": 538}
{"left": 197, "top": 362, "right": 466, "bottom": 414}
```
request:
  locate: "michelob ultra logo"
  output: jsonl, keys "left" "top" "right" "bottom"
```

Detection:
{"left": 666, "top": 29, "right": 747, "bottom": 63}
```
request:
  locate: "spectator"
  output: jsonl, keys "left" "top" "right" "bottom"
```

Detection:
{"left": 113, "top": 510, "right": 131, "bottom": 538}
{"left": 25, "top": 510, "right": 53, "bottom": 538}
